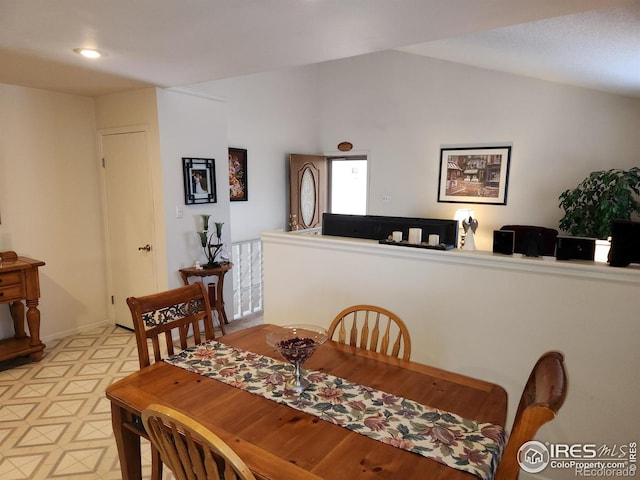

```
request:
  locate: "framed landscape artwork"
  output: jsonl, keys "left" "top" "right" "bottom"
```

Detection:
{"left": 229, "top": 148, "right": 248, "bottom": 201}
{"left": 182, "top": 157, "right": 217, "bottom": 205}
{"left": 437, "top": 146, "right": 512, "bottom": 205}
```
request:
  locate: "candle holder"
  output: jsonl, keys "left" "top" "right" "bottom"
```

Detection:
{"left": 198, "top": 215, "right": 224, "bottom": 267}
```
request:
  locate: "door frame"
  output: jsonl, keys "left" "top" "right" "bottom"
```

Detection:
{"left": 289, "top": 150, "right": 371, "bottom": 231}
{"left": 325, "top": 151, "right": 370, "bottom": 215}
{"left": 98, "top": 125, "right": 159, "bottom": 325}
{"left": 289, "top": 154, "right": 328, "bottom": 231}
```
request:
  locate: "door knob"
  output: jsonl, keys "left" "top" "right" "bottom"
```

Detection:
{"left": 138, "top": 244, "right": 152, "bottom": 252}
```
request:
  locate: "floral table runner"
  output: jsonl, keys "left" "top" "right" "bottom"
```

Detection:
{"left": 165, "top": 341, "right": 506, "bottom": 480}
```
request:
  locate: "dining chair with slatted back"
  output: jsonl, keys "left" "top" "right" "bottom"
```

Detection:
{"left": 128, "top": 283, "right": 217, "bottom": 480}
{"left": 126, "top": 282, "right": 217, "bottom": 368}
{"left": 494, "top": 351, "right": 568, "bottom": 480}
{"left": 328, "top": 304, "right": 412, "bottom": 360}
{"left": 142, "top": 403, "right": 257, "bottom": 480}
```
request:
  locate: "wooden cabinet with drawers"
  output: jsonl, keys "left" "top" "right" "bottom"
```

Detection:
{"left": 0, "top": 251, "right": 46, "bottom": 362}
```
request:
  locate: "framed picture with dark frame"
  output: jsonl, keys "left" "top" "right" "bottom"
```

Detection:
{"left": 228, "top": 148, "right": 248, "bottom": 201}
{"left": 437, "top": 146, "right": 512, "bottom": 205}
{"left": 182, "top": 157, "right": 217, "bottom": 205}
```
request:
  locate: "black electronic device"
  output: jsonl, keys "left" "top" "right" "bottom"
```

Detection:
{"left": 493, "top": 230, "right": 515, "bottom": 255}
{"left": 500, "top": 225, "right": 558, "bottom": 256}
{"left": 321, "top": 213, "right": 458, "bottom": 248}
{"left": 609, "top": 220, "right": 640, "bottom": 267}
{"left": 523, "top": 232, "right": 543, "bottom": 257}
{"left": 555, "top": 236, "right": 596, "bottom": 261}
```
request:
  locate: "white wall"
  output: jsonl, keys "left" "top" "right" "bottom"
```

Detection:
{"left": 316, "top": 51, "right": 640, "bottom": 250}
{"left": 190, "top": 50, "right": 640, "bottom": 249}
{"left": 263, "top": 231, "right": 640, "bottom": 480}
{"left": 155, "top": 89, "right": 231, "bottom": 310}
{"left": 189, "top": 67, "right": 321, "bottom": 242}
{"left": 3, "top": 47, "right": 639, "bottom": 342}
{"left": 94, "top": 87, "right": 169, "bottom": 292}
{"left": 95, "top": 87, "right": 233, "bottom": 316}
{"left": 0, "top": 83, "right": 109, "bottom": 340}
{"left": 0, "top": 84, "right": 234, "bottom": 344}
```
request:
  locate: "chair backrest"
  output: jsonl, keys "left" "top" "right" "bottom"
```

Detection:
{"left": 127, "top": 282, "right": 216, "bottom": 368}
{"left": 142, "top": 404, "right": 256, "bottom": 480}
{"left": 494, "top": 351, "right": 568, "bottom": 480}
{"left": 328, "top": 304, "right": 412, "bottom": 360}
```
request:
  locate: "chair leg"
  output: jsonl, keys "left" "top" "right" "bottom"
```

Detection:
{"left": 151, "top": 447, "right": 163, "bottom": 480}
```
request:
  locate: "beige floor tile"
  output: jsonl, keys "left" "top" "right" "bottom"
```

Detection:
{"left": 0, "top": 314, "right": 262, "bottom": 479}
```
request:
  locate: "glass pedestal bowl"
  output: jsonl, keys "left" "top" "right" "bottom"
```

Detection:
{"left": 266, "top": 324, "right": 328, "bottom": 393}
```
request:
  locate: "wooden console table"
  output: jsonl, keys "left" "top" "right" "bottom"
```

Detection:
{"left": 0, "top": 251, "right": 46, "bottom": 362}
{"left": 179, "top": 262, "right": 232, "bottom": 335}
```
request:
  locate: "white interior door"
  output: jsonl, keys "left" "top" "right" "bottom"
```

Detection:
{"left": 101, "top": 131, "right": 157, "bottom": 329}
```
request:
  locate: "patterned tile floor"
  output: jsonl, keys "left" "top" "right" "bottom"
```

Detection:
{"left": 0, "top": 315, "right": 262, "bottom": 480}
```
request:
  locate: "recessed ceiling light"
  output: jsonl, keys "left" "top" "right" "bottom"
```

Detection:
{"left": 73, "top": 48, "right": 103, "bottom": 59}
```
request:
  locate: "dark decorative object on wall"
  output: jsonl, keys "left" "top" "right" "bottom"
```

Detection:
{"left": 438, "top": 146, "right": 511, "bottom": 205}
{"left": 182, "top": 158, "right": 216, "bottom": 205}
{"left": 229, "top": 148, "right": 248, "bottom": 201}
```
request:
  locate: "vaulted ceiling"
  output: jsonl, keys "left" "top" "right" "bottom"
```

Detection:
{"left": 1, "top": 0, "right": 638, "bottom": 97}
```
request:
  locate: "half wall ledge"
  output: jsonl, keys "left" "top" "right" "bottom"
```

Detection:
{"left": 261, "top": 231, "right": 640, "bottom": 286}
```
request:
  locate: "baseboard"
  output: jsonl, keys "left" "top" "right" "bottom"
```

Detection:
{"left": 41, "top": 318, "right": 112, "bottom": 343}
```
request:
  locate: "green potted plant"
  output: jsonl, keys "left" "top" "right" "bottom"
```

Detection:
{"left": 558, "top": 167, "right": 640, "bottom": 239}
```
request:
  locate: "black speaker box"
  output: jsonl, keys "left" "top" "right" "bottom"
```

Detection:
{"left": 523, "top": 232, "right": 544, "bottom": 257}
{"left": 609, "top": 220, "right": 640, "bottom": 267}
{"left": 555, "top": 236, "right": 596, "bottom": 261}
{"left": 500, "top": 225, "right": 558, "bottom": 256}
{"left": 493, "top": 230, "right": 515, "bottom": 255}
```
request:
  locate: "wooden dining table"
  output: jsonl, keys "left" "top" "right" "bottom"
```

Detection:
{"left": 106, "top": 324, "right": 507, "bottom": 480}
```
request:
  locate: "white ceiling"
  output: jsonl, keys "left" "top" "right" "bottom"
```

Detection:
{"left": 1, "top": 0, "right": 638, "bottom": 98}
{"left": 398, "top": 1, "right": 640, "bottom": 98}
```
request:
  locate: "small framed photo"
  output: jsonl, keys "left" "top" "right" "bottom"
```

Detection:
{"left": 437, "top": 146, "right": 511, "bottom": 205}
{"left": 228, "top": 148, "right": 248, "bottom": 202}
{"left": 183, "top": 157, "right": 217, "bottom": 205}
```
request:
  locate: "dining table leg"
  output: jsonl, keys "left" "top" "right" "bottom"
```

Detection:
{"left": 111, "top": 403, "right": 142, "bottom": 480}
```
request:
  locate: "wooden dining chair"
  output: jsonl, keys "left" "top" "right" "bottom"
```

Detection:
{"left": 127, "top": 282, "right": 218, "bottom": 480}
{"left": 126, "top": 282, "right": 217, "bottom": 369}
{"left": 328, "top": 304, "right": 412, "bottom": 360}
{"left": 142, "top": 403, "right": 257, "bottom": 480}
{"left": 494, "top": 351, "right": 568, "bottom": 480}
